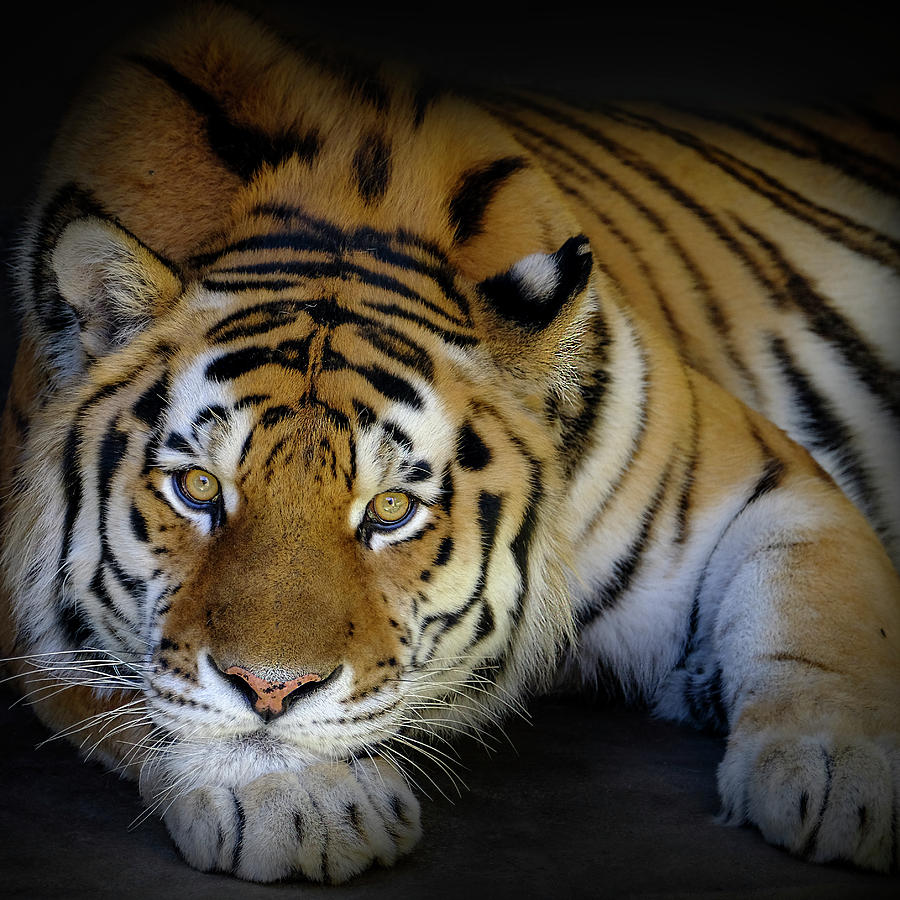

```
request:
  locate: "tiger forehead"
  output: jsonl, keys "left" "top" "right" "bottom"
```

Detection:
{"left": 162, "top": 325, "right": 447, "bottom": 489}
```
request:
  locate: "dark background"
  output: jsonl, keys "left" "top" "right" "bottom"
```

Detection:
{"left": 1, "top": 3, "right": 898, "bottom": 897}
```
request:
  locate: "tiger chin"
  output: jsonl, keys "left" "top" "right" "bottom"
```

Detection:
{"left": 1, "top": 1, "right": 898, "bottom": 885}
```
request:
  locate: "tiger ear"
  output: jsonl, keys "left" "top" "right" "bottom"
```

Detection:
{"left": 478, "top": 235, "right": 593, "bottom": 331}
{"left": 44, "top": 216, "right": 182, "bottom": 374}
{"left": 473, "top": 234, "right": 595, "bottom": 382}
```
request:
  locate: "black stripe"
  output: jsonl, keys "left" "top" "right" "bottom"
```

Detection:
{"left": 130, "top": 503, "right": 149, "bottom": 543}
{"left": 674, "top": 381, "right": 701, "bottom": 545}
{"left": 96, "top": 420, "right": 146, "bottom": 617}
{"left": 801, "top": 749, "right": 834, "bottom": 859}
{"left": 263, "top": 436, "right": 290, "bottom": 472}
{"left": 356, "top": 326, "right": 435, "bottom": 383}
{"left": 456, "top": 421, "right": 492, "bottom": 471}
{"left": 311, "top": 400, "right": 351, "bottom": 433}
{"left": 670, "top": 104, "right": 900, "bottom": 198}
{"left": 769, "top": 334, "right": 882, "bottom": 525}
{"left": 205, "top": 259, "right": 460, "bottom": 325}
{"left": 200, "top": 277, "right": 299, "bottom": 293}
{"left": 353, "top": 133, "right": 392, "bottom": 204}
{"left": 131, "top": 55, "right": 320, "bottom": 180}
{"left": 260, "top": 405, "right": 296, "bottom": 428}
{"left": 734, "top": 217, "right": 900, "bottom": 422}
{"left": 407, "top": 460, "right": 432, "bottom": 483}
{"left": 235, "top": 393, "right": 270, "bottom": 409}
{"left": 508, "top": 441, "right": 544, "bottom": 627}
{"left": 231, "top": 790, "right": 246, "bottom": 872}
{"left": 193, "top": 222, "right": 471, "bottom": 324}
{"left": 360, "top": 300, "right": 478, "bottom": 347}
{"left": 598, "top": 101, "right": 900, "bottom": 270}
{"left": 384, "top": 421, "right": 413, "bottom": 451}
{"left": 436, "top": 466, "right": 454, "bottom": 516}
{"left": 133, "top": 372, "right": 170, "bottom": 428}
{"left": 420, "top": 492, "right": 502, "bottom": 648}
{"left": 58, "top": 381, "right": 123, "bottom": 603}
{"left": 577, "top": 344, "right": 651, "bottom": 543}
{"left": 558, "top": 313, "right": 612, "bottom": 478}
{"left": 163, "top": 432, "right": 194, "bottom": 455}
{"left": 745, "top": 457, "right": 785, "bottom": 506}
{"left": 58, "top": 604, "right": 97, "bottom": 647}
{"left": 248, "top": 203, "right": 449, "bottom": 264}
{"left": 471, "top": 601, "right": 495, "bottom": 646}
{"left": 238, "top": 432, "right": 254, "bottom": 468}
{"left": 448, "top": 156, "right": 528, "bottom": 243}
{"left": 205, "top": 337, "right": 313, "bottom": 382}
{"left": 191, "top": 405, "right": 227, "bottom": 437}
{"left": 577, "top": 466, "right": 671, "bottom": 627}
{"left": 352, "top": 400, "right": 376, "bottom": 429}
{"left": 434, "top": 536, "right": 454, "bottom": 567}
{"left": 322, "top": 346, "right": 423, "bottom": 409}
{"left": 206, "top": 299, "right": 309, "bottom": 344}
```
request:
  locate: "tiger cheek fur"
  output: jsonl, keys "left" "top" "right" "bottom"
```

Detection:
{"left": 2, "top": 1, "right": 899, "bottom": 886}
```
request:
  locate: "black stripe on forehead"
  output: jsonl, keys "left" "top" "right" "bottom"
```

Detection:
{"left": 205, "top": 297, "right": 438, "bottom": 390}
{"left": 205, "top": 336, "right": 313, "bottom": 381}
{"left": 130, "top": 55, "right": 320, "bottom": 180}
{"left": 206, "top": 299, "right": 311, "bottom": 344}
{"left": 321, "top": 344, "right": 425, "bottom": 409}
{"left": 193, "top": 227, "right": 472, "bottom": 324}
{"left": 203, "top": 258, "right": 463, "bottom": 326}
{"left": 248, "top": 203, "right": 449, "bottom": 264}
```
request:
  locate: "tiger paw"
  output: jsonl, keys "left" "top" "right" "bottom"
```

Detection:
{"left": 160, "top": 760, "right": 421, "bottom": 883}
{"left": 718, "top": 730, "right": 900, "bottom": 871}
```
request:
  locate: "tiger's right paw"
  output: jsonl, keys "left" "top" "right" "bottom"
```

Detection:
{"left": 718, "top": 728, "right": 899, "bottom": 872}
{"left": 161, "top": 759, "right": 421, "bottom": 883}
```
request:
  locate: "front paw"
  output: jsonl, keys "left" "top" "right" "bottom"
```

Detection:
{"left": 162, "top": 759, "right": 421, "bottom": 883}
{"left": 718, "top": 730, "right": 899, "bottom": 871}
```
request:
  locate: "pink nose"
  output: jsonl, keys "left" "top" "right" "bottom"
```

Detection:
{"left": 224, "top": 665, "right": 322, "bottom": 720}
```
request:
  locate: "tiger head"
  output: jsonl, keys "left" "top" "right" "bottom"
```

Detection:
{"left": 4, "top": 167, "right": 602, "bottom": 790}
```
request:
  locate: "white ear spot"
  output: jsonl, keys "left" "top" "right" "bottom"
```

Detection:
{"left": 509, "top": 251, "right": 561, "bottom": 303}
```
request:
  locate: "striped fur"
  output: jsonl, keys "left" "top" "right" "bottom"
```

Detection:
{"left": 1, "top": 3, "right": 898, "bottom": 882}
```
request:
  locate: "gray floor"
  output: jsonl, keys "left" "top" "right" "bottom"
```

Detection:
{"left": 2, "top": 688, "right": 897, "bottom": 899}
{"left": 1, "top": 4, "right": 897, "bottom": 898}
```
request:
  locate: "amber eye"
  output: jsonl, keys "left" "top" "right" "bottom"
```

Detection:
{"left": 174, "top": 468, "right": 221, "bottom": 508}
{"left": 367, "top": 491, "right": 415, "bottom": 529}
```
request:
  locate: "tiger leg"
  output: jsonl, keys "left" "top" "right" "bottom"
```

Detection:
{"left": 707, "top": 495, "right": 900, "bottom": 870}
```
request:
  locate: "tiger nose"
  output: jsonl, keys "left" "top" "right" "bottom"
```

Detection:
{"left": 223, "top": 665, "right": 324, "bottom": 721}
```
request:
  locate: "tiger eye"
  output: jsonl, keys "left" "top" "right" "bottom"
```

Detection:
{"left": 370, "top": 491, "right": 412, "bottom": 524}
{"left": 180, "top": 468, "right": 220, "bottom": 504}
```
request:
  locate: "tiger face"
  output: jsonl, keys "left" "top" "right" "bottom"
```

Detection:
{"left": 6, "top": 204, "right": 591, "bottom": 803}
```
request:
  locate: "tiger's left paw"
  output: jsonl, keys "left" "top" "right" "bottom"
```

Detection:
{"left": 718, "top": 730, "right": 899, "bottom": 871}
{"left": 160, "top": 759, "right": 421, "bottom": 883}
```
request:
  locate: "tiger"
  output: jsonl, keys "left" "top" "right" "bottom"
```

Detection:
{"left": 1, "top": 1, "right": 898, "bottom": 884}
